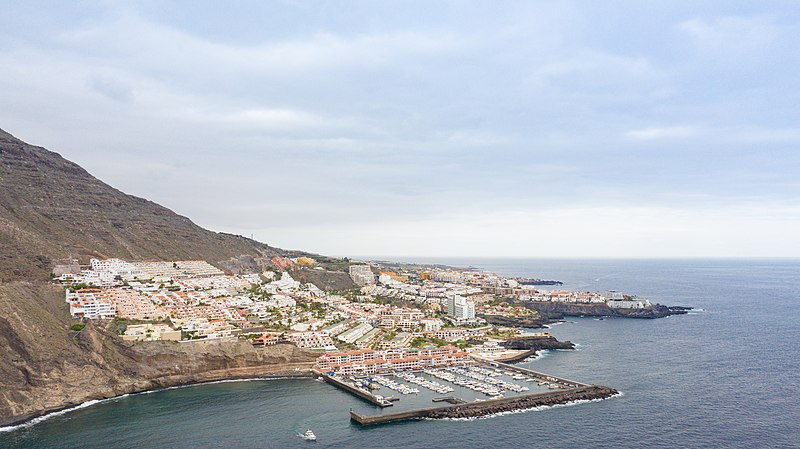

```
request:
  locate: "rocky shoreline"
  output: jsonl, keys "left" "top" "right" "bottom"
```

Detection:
{"left": 488, "top": 334, "right": 576, "bottom": 362}
{"left": 500, "top": 334, "right": 575, "bottom": 351}
{"left": 0, "top": 284, "right": 319, "bottom": 429}
{"left": 1, "top": 369, "right": 314, "bottom": 429}
{"left": 515, "top": 301, "right": 692, "bottom": 320}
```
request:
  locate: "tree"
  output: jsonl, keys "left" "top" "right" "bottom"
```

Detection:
{"left": 411, "top": 337, "right": 428, "bottom": 348}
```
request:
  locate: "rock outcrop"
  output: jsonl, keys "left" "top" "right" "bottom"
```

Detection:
{"left": 516, "top": 301, "right": 690, "bottom": 319}
{"left": 500, "top": 334, "right": 575, "bottom": 351}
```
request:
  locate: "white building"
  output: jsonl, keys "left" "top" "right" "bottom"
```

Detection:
{"left": 90, "top": 258, "right": 141, "bottom": 280}
{"left": 349, "top": 265, "right": 375, "bottom": 286}
{"left": 604, "top": 290, "right": 652, "bottom": 309}
{"left": 446, "top": 295, "right": 475, "bottom": 321}
{"left": 66, "top": 290, "right": 116, "bottom": 319}
{"left": 420, "top": 317, "right": 444, "bottom": 332}
{"left": 605, "top": 290, "right": 625, "bottom": 301}
{"left": 337, "top": 322, "right": 374, "bottom": 343}
{"left": 320, "top": 319, "right": 351, "bottom": 336}
{"left": 271, "top": 272, "right": 301, "bottom": 291}
{"left": 122, "top": 324, "right": 181, "bottom": 341}
{"left": 378, "top": 273, "right": 394, "bottom": 285}
{"left": 285, "top": 331, "right": 336, "bottom": 349}
{"left": 266, "top": 294, "right": 296, "bottom": 309}
{"left": 431, "top": 271, "right": 465, "bottom": 284}
{"left": 607, "top": 299, "right": 652, "bottom": 309}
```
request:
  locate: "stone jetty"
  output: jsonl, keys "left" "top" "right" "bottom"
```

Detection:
{"left": 350, "top": 386, "right": 618, "bottom": 425}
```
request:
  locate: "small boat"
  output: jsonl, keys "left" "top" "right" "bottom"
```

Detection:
{"left": 299, "top": 429, "right": 316, "bottom": 441}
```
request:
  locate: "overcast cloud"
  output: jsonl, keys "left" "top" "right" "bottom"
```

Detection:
{"left": 1, "top": 1, "right": 799, "bottom": 257}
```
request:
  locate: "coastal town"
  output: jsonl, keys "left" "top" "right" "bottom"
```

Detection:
{"left": 55, "top": 256, "right": 656, "bottom": 354}
{"left": 51, "top": 256, "right": 632, "bottom": 423}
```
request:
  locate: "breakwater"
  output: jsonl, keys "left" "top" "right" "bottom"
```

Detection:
{"left": 350, "top": 386, "right": 618, "bottom": 425}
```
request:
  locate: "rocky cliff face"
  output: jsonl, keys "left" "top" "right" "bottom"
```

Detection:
{"left": 0, "top": 128, "right": 323, "bottom": 426}
{"left": 0, "top": 281, "right": 318, "bottom": 426}
{"left": 0, "top": 128, "right": 284, "bottom": 281}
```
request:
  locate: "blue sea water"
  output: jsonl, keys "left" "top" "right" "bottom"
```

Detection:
{"left": 2, "top": 259, "right": 799, "bottom": 448}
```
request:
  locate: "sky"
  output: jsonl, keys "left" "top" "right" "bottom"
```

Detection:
{"left": 1, "top": 1, "right": 799, "bottom": 258}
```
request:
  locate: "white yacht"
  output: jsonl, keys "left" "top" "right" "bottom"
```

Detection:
{"left": 299, "top": 429, "right": 317, "bottom": 441}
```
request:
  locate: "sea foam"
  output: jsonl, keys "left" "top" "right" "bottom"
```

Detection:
{"left": 0, "top": 399, "right": 102, "bottom": 433}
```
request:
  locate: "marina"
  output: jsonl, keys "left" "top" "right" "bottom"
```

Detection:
{"left": 321, "top": 374, "right": 394, "bottom": 407}
{"left": 317, "top": 354, "right": 608, "bottom": 425}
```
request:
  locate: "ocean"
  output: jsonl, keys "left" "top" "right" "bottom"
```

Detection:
{"left": 2, "top": 259, "right": 799, "bottom": 448}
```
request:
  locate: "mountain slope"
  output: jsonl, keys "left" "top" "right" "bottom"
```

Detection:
{"left": 0, "top": 128, "right": 283, "bottom": 281}
{"left": 0, "top": 128, "right": 318, "bottom": 426}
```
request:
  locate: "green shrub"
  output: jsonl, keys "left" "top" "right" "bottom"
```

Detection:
{"left": 70, "top": 323, "right": 86, "bottom": 332}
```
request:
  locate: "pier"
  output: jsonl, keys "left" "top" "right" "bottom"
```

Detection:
{"left": 432, "top": 396, "right": 466, "bottom": 404}
{"left": 471, "top": 355, "right": 590, "bottom": 388}
{"left": 320, "top": 373, "right": 393, "bottom": 407}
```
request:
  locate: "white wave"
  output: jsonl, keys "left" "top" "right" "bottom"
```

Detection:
{"left": 523, "top": 350, "right": 549, "bottom": 362}
{"left": 0, "top": 377, "right": 300, "bottom": 433}
{"left": 0, "top": 399, "right": 102, "bottom": 433}
{"left": 426, "top": 391, "right": 624, "bottom": 422}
